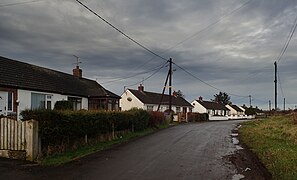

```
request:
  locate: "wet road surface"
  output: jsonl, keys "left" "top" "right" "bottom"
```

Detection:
{"left": 1, "top": 120, "right": 246, "bottom": 180}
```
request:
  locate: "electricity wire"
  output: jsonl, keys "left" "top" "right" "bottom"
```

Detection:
{"left": 75, "top": 0, "right": 168, "bottom": 62}
{"left": 124, "top": 62, "right": 168, "bottom": 88}
{"left": 101, "top": 61, "right": 168, "bottom": 84}
{"left": 277, "top": 13, "right": 297, "bottom": 63}
{"left": 0, "top": 0, "right": 44, "bottom": 7}
{"left": 173, "top": 62, "right": 249, "bottom": 98}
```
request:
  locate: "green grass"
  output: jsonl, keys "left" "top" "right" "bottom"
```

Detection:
{"left": 41, "top": 124, "right": 169, "bottom": 166}
{"left": 239, "top": 115, "right": 297, "bottom": 179}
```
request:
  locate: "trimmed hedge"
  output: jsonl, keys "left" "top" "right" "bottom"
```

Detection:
{"left": 54, "top": 100, "right": 73, "bottom": 110}
{"left": 187, "top": 112, "right": 208, "bottom": 122}
{"left": 20, "top": 109, "right": 166, "bottom": 154}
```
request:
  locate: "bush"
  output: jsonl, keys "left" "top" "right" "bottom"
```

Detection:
{"left": 188, "top": 113, "right": 208, "bottom": 122}
{"left": 149, "top": 111, "right": 166, "bottom": 127}
{"left": 54, "top": 100, "right": 73, "bottom": 110}
{"left": 127, "top": 108, "right": 150, "bottom": 131}
{"left": 20, "top": 109, "right": 161, "bottom": 154}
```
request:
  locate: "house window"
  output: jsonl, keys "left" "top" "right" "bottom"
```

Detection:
{"left": 147, "top": 105, "right": 154, "bottom": 111}
{"left": 47, "top": 101, "right": 52, "bottom": 110}
{"left": 176, "top": 107, "right": 181, "bottom": 113}
{"left": 68, "top": 97, "right": 82, "bottom": 110}
{"left": 7, "top": 92, "right": 13, "bottom": 111}
{"left": 31, "top": 93, "right": 46, "bottom": 110}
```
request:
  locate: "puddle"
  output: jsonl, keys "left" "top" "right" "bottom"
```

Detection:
{"left": 232, "top": 174, "right": 245, "bottom": 180}
{"left": 232, "top": 137, "right": 239, "bottom": 145}
{"left": 231, "top": 133, "right": 238, "bottom": 137}
{"left": 236, "top": 145, "right": 244, "bottom": 150}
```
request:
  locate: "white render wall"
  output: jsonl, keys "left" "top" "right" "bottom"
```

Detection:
{"left": 191, "top": 100, "right": 207, "bottom": 113}
{"left": 120, "top": 90, "right": 144, "bottom": 111}
{"left": 226, "top": 105, "right": 236, "bottom": 115}
{"left": 17, "top": 89, "right": 88, "bottom": 119}
{"left": 121, "top": 90, "right": 192, "bottom": 112}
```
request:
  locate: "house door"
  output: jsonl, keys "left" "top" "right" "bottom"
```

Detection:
{"left": 0, "top": 91, "right": 8, "bottom": 116}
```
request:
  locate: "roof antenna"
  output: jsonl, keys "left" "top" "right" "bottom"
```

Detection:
{"left": 73, "top": 55, "right": 82, "bottom": 67}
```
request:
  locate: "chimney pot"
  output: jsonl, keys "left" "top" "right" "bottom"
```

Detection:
{"left": 138, "top": 84, "right": 144, "bottom": 92}
{"left": 73, "top": 66, "right": 82, "bottom": 78}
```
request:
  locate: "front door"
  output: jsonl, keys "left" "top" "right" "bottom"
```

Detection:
{"left": 0, "top": 91, "right": 8, "bottom": 116}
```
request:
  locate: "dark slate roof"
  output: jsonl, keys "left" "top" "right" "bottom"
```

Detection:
{"left": 230, "top": 105, "right": 244, "bottom": 112}
{"left": 0, "top": 56, "right": 120, "bottom": 98}
{"left": 196, "top": 100, "right": 229, "bottom": 111}
{"left": 128, "top": 89, "right": 193, "bottom": 107}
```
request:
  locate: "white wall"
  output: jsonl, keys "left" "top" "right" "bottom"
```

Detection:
{"left": 17, "top": 89, "right": 88, "bottom": 119}
{"left": 120, "top": 90, "right": 144, "bottom": 111}
{"left": 121, "top": 90, "right": 192, "bottom": 113}
{"left": 191, "top": 100, "right": 207, "bottom": 113}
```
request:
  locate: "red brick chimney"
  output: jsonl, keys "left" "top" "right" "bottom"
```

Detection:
{"left": 73, "top": 66, "right": 82, "bottom": 78}
{"left": 138, "top": 84, "right": 144, "bottom": 92}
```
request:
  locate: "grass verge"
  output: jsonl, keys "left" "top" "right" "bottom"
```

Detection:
{"left": 41, "top": 124, "right": 169, "bottom": 166}
{"left": 239, "top": 115, "right": 297, "bottom": 179}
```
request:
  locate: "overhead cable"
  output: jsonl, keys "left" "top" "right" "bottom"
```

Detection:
{"left": 0, "top": 0, "right": 44, "bottom": 7}
{"left": 101, "top": 61, "right": 168, "bottom": 84}
{"left": 277, "top": 14, "right": 297, "bottom": 63}
{"left": 75, "top": 0, "right": 168, "bottom": 62}
{"left": 173, "top": 62, "right": 249, "bottom": 98}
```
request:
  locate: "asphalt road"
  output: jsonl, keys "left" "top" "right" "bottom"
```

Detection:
{"left": 1, "top": 120, "right": 246, "bottom": 180}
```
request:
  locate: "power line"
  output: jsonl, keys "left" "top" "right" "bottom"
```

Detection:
{"left": 124, "top": 61, "right": 168, "bottom": 88}
{"left": 277, "top": 14, "right": 297, "bottom": 63}
{"left": 101, "top": 61, "right": 168, "bottom": 84}
{"left": 278, "top": 71, "right": 285, "bottom": 98}
{"left": 161, "top": 0, "right": 253, "bottom": 54}
{"left": 173, "top": 62, "right": 248, "bottom": 98}
{"left": 0, "top": 0, "right": 44, "bottom": 7}
{"left": 75, "top": 0, "right": 168, "bottom": 62}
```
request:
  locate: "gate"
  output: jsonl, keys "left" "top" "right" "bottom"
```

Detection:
{"left": 0, "top": 117, "right": 39, "bottom": 161}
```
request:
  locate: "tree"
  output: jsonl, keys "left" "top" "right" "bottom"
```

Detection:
{"left": 176, "top": 90, "right": 185, "bottom": 98}
{"left": 212, "top": 92, "right": 231, "bottom": 105}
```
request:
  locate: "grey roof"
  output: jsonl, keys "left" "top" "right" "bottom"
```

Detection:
{"left": 0, "top": 56, "right": 120, "bottom": 98}
{"left": 196, "top": 100, "right": 229, "bottom": 111}
{"left": 128, "top": 89, "right": 193, "bottom": 107}
{"left": 230, "top": 105, "right": 244, "bottom": 112}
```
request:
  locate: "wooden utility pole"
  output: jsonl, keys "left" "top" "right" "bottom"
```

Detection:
{"left": 274, "top": 61, "right": 277, "bottom": 110}
{"left": 249, "top": 95, "right": 252, "bottom": 107}
{"left": 169, "top": 58, "right": 172, "bottom": 114}
{"left": 269, "top": 100, "right": 271, "bottom": 111}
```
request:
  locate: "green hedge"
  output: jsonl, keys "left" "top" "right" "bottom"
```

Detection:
{"left": 20, "top": 109, "right": 166, "bottom": 150}
{"left": 187, "top": 113, "right": 209, "bottom": 122}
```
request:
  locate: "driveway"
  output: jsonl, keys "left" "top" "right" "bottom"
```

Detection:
{"left": 0, "top": 120, "right": 268, "bottom": 180}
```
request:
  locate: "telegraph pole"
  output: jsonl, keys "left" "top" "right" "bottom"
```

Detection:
{"left": 169, "top": 58, "right": 173, "bottom": 115}
{"left": 269, "top": 100, "right": 271, "bottom": 111}
{"left": 274, "top": 61, "right": 277, "bottom": 111}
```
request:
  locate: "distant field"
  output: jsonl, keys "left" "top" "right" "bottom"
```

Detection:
{"left": 239, "top": 115, "right": 297, "bottom": 179}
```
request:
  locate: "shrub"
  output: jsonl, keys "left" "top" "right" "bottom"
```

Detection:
{"left": 20, "top": 108, "right": 159, "bottom": 155}
{"left": 127, "top": 108, "right": 150, "bottom": 131}
{"left": 54, "top": 100, "right": 73, "bottom": 110}
{"left": 149, "top": 111, "right": 166, "bottom": 127}
{"left": 188, "top": 113, "right": 208, "bottom": 122}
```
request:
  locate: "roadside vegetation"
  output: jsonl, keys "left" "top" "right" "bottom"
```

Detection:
{"left": 239, "top": 113, "right": 297, "bottom": 179}
{"left": 21, "top": 106, "right": 169, "bottom": 166}
{"left": 41, "top": 124, "right": 168, "bottom": 166}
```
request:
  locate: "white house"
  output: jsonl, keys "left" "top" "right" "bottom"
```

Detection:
{"left": 0, "top": 56, "right": 120, "bottom": 120}
{"left": 120, "top": 84, "right": 193, "bottom": 115}
{"left": 225, "top": 104, "right": 245, "bottom": 116}
{"left": 191, "top": 97, "right": 229, "bottom": 120}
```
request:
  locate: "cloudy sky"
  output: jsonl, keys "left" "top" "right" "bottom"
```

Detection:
{"left": 1, "top": 0, "right": 297, "bottom": 110}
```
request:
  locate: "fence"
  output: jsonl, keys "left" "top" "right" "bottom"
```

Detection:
{"left": 0, "top": 117, "right": 39, "bottom": 161}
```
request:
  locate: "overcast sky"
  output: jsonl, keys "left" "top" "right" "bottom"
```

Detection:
{"left": 1, "top": 0, "right": 297, "bottom": 110}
